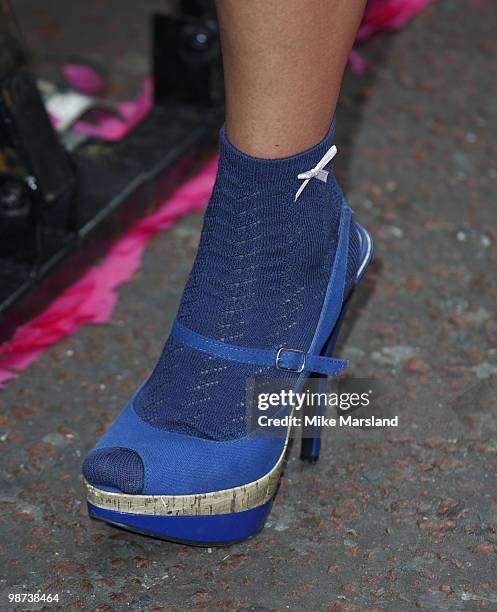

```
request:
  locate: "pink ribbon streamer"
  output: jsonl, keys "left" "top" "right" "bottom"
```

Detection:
{"left": 0, "top": 157, "right": 218, "bottom": 387}
{"left": 73, "top": 78, "right": 153, "bottom": 141}
{"left": 358, "top": 0, "right": 433, "bottom": 41}
{"left": 349, "top": 0, "right": 433, "bottom": 73}
{"left": 62, "top": 64, "right": 106, "bottom": 96}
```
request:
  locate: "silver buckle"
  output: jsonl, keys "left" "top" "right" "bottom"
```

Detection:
{"left": 276, "top": 347, "right": 306, "bottom": 373}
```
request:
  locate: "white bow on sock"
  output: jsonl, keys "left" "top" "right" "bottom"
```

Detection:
{"left": 294, "top": 144, "right": 338, "bottom": 202}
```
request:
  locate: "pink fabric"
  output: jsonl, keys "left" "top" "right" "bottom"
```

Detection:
{"left": 358, "top": 0, "right": 433, "bottom": 41}
{"left": 62, "top": 64, "right": 106, "bottom": 96}
{"left": 0, "top": 157, "right": 218, "bottom": 387}
{"left": 72, "top": 78, "right": 153, "bottom": 141}
{"left": 349, "top": 0, "right": 433, "bottom": 73}
{"left": 348, "top": 50, "right": 370, "bottom": 75}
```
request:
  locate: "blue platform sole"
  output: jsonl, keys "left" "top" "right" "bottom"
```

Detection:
{"left": 88, "top": 500, "right": 273, "bottom": 546}
{"left": 86, "top": 222, "right": 373, "bottom": 546}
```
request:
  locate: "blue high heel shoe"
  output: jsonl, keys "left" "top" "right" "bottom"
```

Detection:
{"left": 83, "top": 123, "right": 373, "bottom": 545}
{"left": 83, "top": 206, "right": 373, "bottom": 545}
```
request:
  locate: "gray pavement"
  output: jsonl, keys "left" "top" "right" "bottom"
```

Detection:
{"left": 1, "top": 0, "right": 497, "bottom": 610}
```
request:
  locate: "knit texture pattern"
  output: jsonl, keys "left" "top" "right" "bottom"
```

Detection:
{"left": 83, "top": 447, "right": 144, "bottom": 494}
{"left": 132, "top": 124, "right": 360, "bottom": 441}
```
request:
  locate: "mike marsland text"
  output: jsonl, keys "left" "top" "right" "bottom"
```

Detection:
{"left": 257, "top": 414, "right": 399, "bottom": 428}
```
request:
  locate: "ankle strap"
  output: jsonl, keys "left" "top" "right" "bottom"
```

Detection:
{"left": 171, "top": 319, "right": 348, "bottom": 377}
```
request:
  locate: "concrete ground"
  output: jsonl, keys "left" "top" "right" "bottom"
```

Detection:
{"left": 2, "top": 0, "right": 497, "bottom": 610}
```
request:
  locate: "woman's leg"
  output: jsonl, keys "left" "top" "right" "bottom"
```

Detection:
{"left": 216, "top": 0, "right": 367, "bottom": 158}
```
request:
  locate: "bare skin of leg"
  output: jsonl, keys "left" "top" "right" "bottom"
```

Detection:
{"left": 215, "top": 0, "right": 367, "bottom": 159}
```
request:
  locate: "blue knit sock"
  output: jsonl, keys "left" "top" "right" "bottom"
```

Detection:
{"left": 131, "top": 121, "right": 360, "bottom": 440}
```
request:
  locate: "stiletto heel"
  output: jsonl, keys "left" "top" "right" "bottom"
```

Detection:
{"left": 300, "top": 292, "right": 352, "bottom": 463}
{"left": 300, "top": 378, "right": 324, "bottom": 463}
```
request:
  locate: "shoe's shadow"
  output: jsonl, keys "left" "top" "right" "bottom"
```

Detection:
{"left": 330, "top": 32, "right": 394, "bottom": 351}
{"left": 335, "top": 256, "right": 381, "bottom": 353}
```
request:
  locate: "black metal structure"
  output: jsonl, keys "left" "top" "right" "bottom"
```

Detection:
{"left": 0, "top": 0, "right": 223, "bottom": 342}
